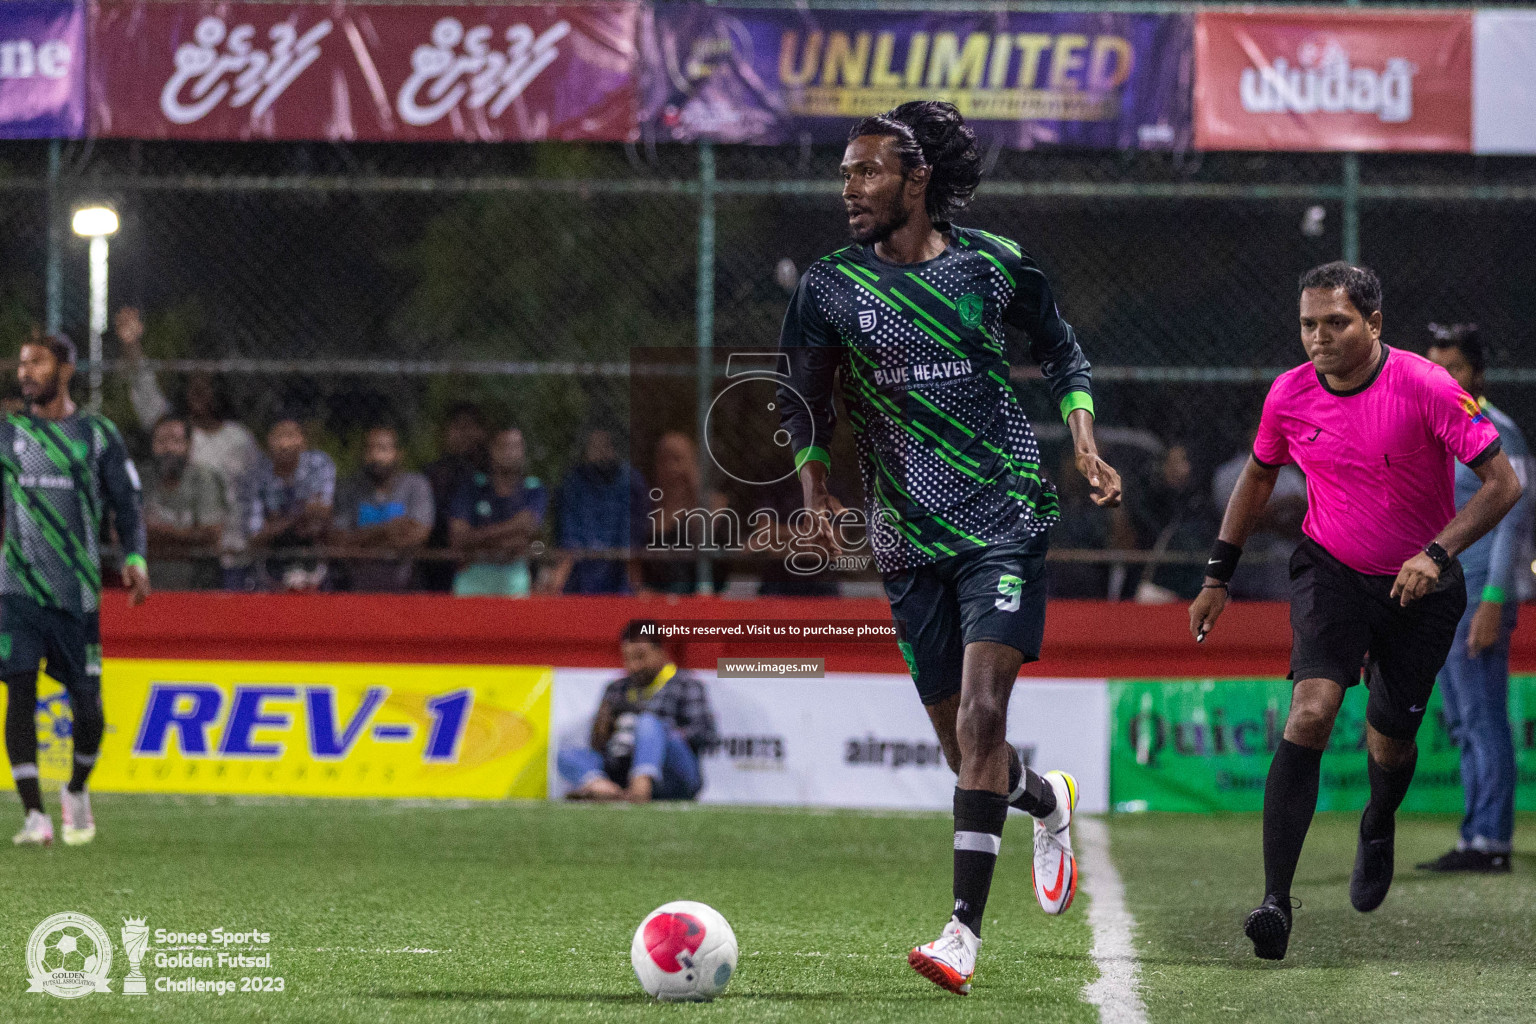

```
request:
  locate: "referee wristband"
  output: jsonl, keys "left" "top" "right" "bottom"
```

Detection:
{"left": 1205, "top": 540, "right": 1242, "bottom": 584}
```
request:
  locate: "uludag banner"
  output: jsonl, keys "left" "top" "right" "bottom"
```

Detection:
{"left": 1194, "top": 10, "right": 1472, "bottom": 152}
{"left": 640, "top": 5, "right": 1192, "bottom": 149}
{"left": 1473, "top": 10, "right": 1536, "bottom": 155}
{"left": 87, "top": 1, "right": 639, "bottom": 141}
{"left": 0, "top": 1, "right": 84, "bottom": 138}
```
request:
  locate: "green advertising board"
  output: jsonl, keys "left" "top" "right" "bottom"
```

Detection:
{"left": 1109, "top": 676, "right": 1536, "bottom": 813}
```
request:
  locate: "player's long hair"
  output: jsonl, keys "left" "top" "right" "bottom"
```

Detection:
{"left": 849, "top": 101, "right": 981, "bottom": 227}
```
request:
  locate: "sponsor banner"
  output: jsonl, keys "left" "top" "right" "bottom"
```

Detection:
{"left": 1194, "top": 10, "right": 1472, "bottom": 152}
{"left": 1473, "top": 10, "right": 1536, "bottom": 154}
{"left": 552, "top": 669, "right": 1109, "bottom": 812}
{"left": 87, "top": 1, "right": 638, "bottom": 141}
{"left": 4, "top": 659, "right": 551, "bottom": 799}
{"left": 0, "top": 1, "right": 84, "bottom": 138}
{"left": 640, "top": 5, "right": 1192, "bottom": 149}
{"left": 1110, "top": 677, "right": 1536, "bottom": 813}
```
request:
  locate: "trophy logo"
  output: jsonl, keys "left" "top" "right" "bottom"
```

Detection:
{"left": 120, "top": 917, "right": 149, "bottom": 996}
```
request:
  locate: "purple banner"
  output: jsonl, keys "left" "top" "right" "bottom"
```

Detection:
{"left": 641, "top": 5, "right": 1192, "bottom": 149}
{"left": 0, "top": 1, "right": 83, "bottom": 138}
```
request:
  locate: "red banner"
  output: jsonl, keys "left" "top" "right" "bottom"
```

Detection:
{"left": 1195, "top": 10, "right": 1471, "bottom": 152}
{"left": 88, "top": 1, "right": 638, "bottom": 141}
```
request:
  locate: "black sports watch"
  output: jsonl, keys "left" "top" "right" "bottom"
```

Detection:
{"left": 1423, "top": 541, "right": 1453, "bottom": 574}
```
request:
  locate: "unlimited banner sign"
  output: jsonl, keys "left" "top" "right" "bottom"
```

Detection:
{"left": 1109, "top": 677, "right": 1536, "bottom": 813}
{"left": 87, "top": 0, "right": 639, "bottom": 141}
{"left": 7, "top": 660, "right": 552, "bottom": 799}
{"left": 640, "top": 5, "right": 1192, "bottom": 148}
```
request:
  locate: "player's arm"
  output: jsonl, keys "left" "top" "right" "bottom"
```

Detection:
{"left": 99, "top": 419, "right": 151, "bottom": 607}
{"left": 1003, "top": 250, "right": 1120, "bottom": 507}
{"left": 1393, "top": 448, "right": 1521, "bottom": 606}
{"left": 778, "top": 273, "right": 845, "bottom": 556}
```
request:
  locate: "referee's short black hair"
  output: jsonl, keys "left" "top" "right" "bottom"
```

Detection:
{"left": 1299, "top": 261, "right": 1382, "bottom": 319}
{"left": 849, "top": 100, "right": 981, "bottom": 226}
{"left": 1427, "top": 322, "right": 1485, "bottom": 376}
{"left": 621, "top": 619, "right": 664, "bottom": 648}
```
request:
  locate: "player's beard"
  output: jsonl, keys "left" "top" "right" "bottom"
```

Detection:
{"left": 848, "top": 197, "right": 911, "bottom": 246}
{"left": 22, "top": 371, "right": 60, "bottom": 407}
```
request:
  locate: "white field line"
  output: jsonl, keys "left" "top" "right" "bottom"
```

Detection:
{"left": 1077, "top": 816, "right": 1148, "bottom": 1024}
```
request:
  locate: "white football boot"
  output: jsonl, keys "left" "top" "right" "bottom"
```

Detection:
{"left": 908, "top": 916, "right": 978, "bottom": 995}
{"left": 61, "top": 789, "right": 95, "bottom": 846}
{"left": 1031, "top": 770, "right": 1079, "bottom": 915}
{"left": 12, "top": 809, "right": 54, "bottom": 846}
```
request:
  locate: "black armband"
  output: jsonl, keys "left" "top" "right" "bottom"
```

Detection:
{"left": 1205, "top": 539, "right": 1243, "bottom": 583}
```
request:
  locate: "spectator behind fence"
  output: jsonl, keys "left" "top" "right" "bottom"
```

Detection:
{"left": 544, "top": 426, "right": 648, "bottom": 594}
{"left": 557, "top": 620, "right": 716, "bottom": 803}
{"left": 116, "top": 307, "right": 260, "bottom": 496}
{"left": 142, "top": 414, "right": 228, "bottom": 591}
{"left": 1047, "top": 446, "right": 1135, "bottom": 599}
{"left": 448, "top": 426, "right": 547, "bottom": 597}
{"left": 241, "top": 416, "right": 336, "bottom": 592}
{"left": 421, "top": 402, "right": 489, "bottom": 592}
{"left": 329, "top": 425, "right": 434, "bottom": 592}
{"left": 643, "top": 431, "right": 730, "bottom": 595}
{"left": 1213, "top": 428, "right": 1308, "bottom": 601}
{"left": 1129, "top": 443, "right": 1220, "bottom": 602}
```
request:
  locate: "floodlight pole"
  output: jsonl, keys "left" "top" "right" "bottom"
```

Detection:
{"left": 87, "top": 235, "right": 107, "bottom": 412}
{"left": 1341, "top": 152, "right": 1360, "bottom": 266}
{"left": 45, "top": 140, "right": 62, "bottom": 333}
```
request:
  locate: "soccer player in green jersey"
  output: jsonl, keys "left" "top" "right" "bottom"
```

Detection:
{"left": 5, "top": 334, "right": 148, "bottom": 846}
{"left": 776, "top": 102, "right": 1121, "bottom": 993}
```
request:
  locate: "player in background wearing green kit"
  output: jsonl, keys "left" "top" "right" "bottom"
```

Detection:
{"left": 5, "top": 334, "right": 149, "bottom": 846}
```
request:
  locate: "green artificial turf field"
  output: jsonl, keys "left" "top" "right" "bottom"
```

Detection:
{"left": 0, "top": 796, "right": 1531, "bottom": 1023}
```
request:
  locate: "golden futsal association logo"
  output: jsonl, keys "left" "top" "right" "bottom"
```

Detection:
{"left": 26, "top": 912, "right": 114, "bottom": 999}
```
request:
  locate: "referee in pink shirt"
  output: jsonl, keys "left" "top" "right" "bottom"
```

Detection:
{"left": 1190, "top": 263, "right": 1522, "bottom": 960}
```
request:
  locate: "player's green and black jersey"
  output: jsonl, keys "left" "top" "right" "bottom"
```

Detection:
{"left": 777, "top": 226, "right": 1093, "bottom": 573}
{"left": 0, "top": 412, "right": 147, "bottom": 616}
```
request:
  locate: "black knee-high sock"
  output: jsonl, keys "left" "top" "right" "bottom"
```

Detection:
{"left": 1360, "top": 747, "right": 1418, "bottom": 840}
{"left": 66, "top": 691, "right": 104, "bottom": 793}
{"left": 953, "top": 788, "right": 1009, "bottom": 936}
{"left": 1006, "top": 746, "right": 1057, "bottom": 819}
{"left": 4, "top": 674, "right": 43, "bottom": 813}
{"left": 1262, "top": 738, "right": 1324, "bottom": 899}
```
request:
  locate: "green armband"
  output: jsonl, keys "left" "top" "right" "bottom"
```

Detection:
{"left": 794, "top": 446, "right": 831, "bottom": 473}
{"left": 124, "top": 554, "right": 147, "bottom": 572}
{"left": 1059, "top": 391, "right": 1095, "bottom": 423}
{"left": 1481, "top": 585, "right": 1507, "bottom": 604}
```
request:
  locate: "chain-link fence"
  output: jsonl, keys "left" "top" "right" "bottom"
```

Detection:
{"left": 0, "top": 128, "right": 1532, "bottom": 597}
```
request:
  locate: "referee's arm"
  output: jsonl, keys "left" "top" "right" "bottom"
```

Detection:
{"left": 1393, "top": 448, "right": 1522, "bottom": 607}
{"left": 1189, "top": 456, "right": 1281, "bottom": 640}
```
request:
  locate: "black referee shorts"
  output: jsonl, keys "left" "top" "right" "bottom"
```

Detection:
{"left": 882, "top": 534, "right": 1049, "bottom": 706}
{"left": 1288, "top": 537, "right": 1465, "bottom": 741}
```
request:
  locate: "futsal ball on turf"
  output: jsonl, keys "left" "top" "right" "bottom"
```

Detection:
{"left": 631, "top": 901, "right": 737, "bottom": 1002}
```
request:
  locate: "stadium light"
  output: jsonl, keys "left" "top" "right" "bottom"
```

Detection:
{"left": 71, "top": 205, "right": 119, "bottom": 412}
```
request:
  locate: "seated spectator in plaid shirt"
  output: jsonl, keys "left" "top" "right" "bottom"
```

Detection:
{"left": 558, "top": 620, "right": 717, "bottom": 803}
{"left": 240, "top": 416, "right": 336, "bottom": 592}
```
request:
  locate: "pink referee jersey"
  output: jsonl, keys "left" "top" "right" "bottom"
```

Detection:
{"left": 1254, "top": 345, "right": 1502, "bottom": 576}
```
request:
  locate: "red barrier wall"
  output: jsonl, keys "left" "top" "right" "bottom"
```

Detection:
{"left": 98, "top": 593, "right": 1536, "bottom": 678}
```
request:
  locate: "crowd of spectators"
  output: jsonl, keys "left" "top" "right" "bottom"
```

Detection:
{"left": 106, "top": 306, "right": 1306, "bottom": 599}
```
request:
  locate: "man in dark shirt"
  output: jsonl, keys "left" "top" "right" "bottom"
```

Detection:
{"left": 776, "top": 101, "right": 1122, "bottom": 993}
{"left": 557, "top": 620, "right": 716, "bottom": 803}
{"left": 421, "top": 402, "right": 488, "bottom": 591}
{"left": 3, "top": 335, "right": 149, "bottom": 847}
{"left": 448, "top": 426, "right": 547, "bottom": 597}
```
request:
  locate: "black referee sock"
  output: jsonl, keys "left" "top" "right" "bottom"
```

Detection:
{"left": 1361, "top": 747, "right": 1417, "bottom": 841}
{"left": 952, "top": 787, "right": 1009, "bottom": 937}
{"left": 1006, "top": 746, "right": 1058, "bottom": 819}
{"left": 1262, "top": 738, "right": 1324, "bottom": 899}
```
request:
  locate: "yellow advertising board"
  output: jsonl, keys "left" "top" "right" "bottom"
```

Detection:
{"left": 4, "top": 660, "right": 551, "bottom": 799}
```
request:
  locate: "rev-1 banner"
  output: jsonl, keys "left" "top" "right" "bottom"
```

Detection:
{"left": 87, "top": 1, "right": 639, "bottom": 141}
{"left": 640, "top": 4, "right": 1192, "bottom": 149}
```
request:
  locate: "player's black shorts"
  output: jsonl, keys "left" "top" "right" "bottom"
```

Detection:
{"left": 1288, "top": 537, "right": 1465, "bottom": 740}
{"left": 0, "top": 594, "right": 102, "bottom": 696}
{"left": 882, "top": 534, "right": 1049, "bottom": 706}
